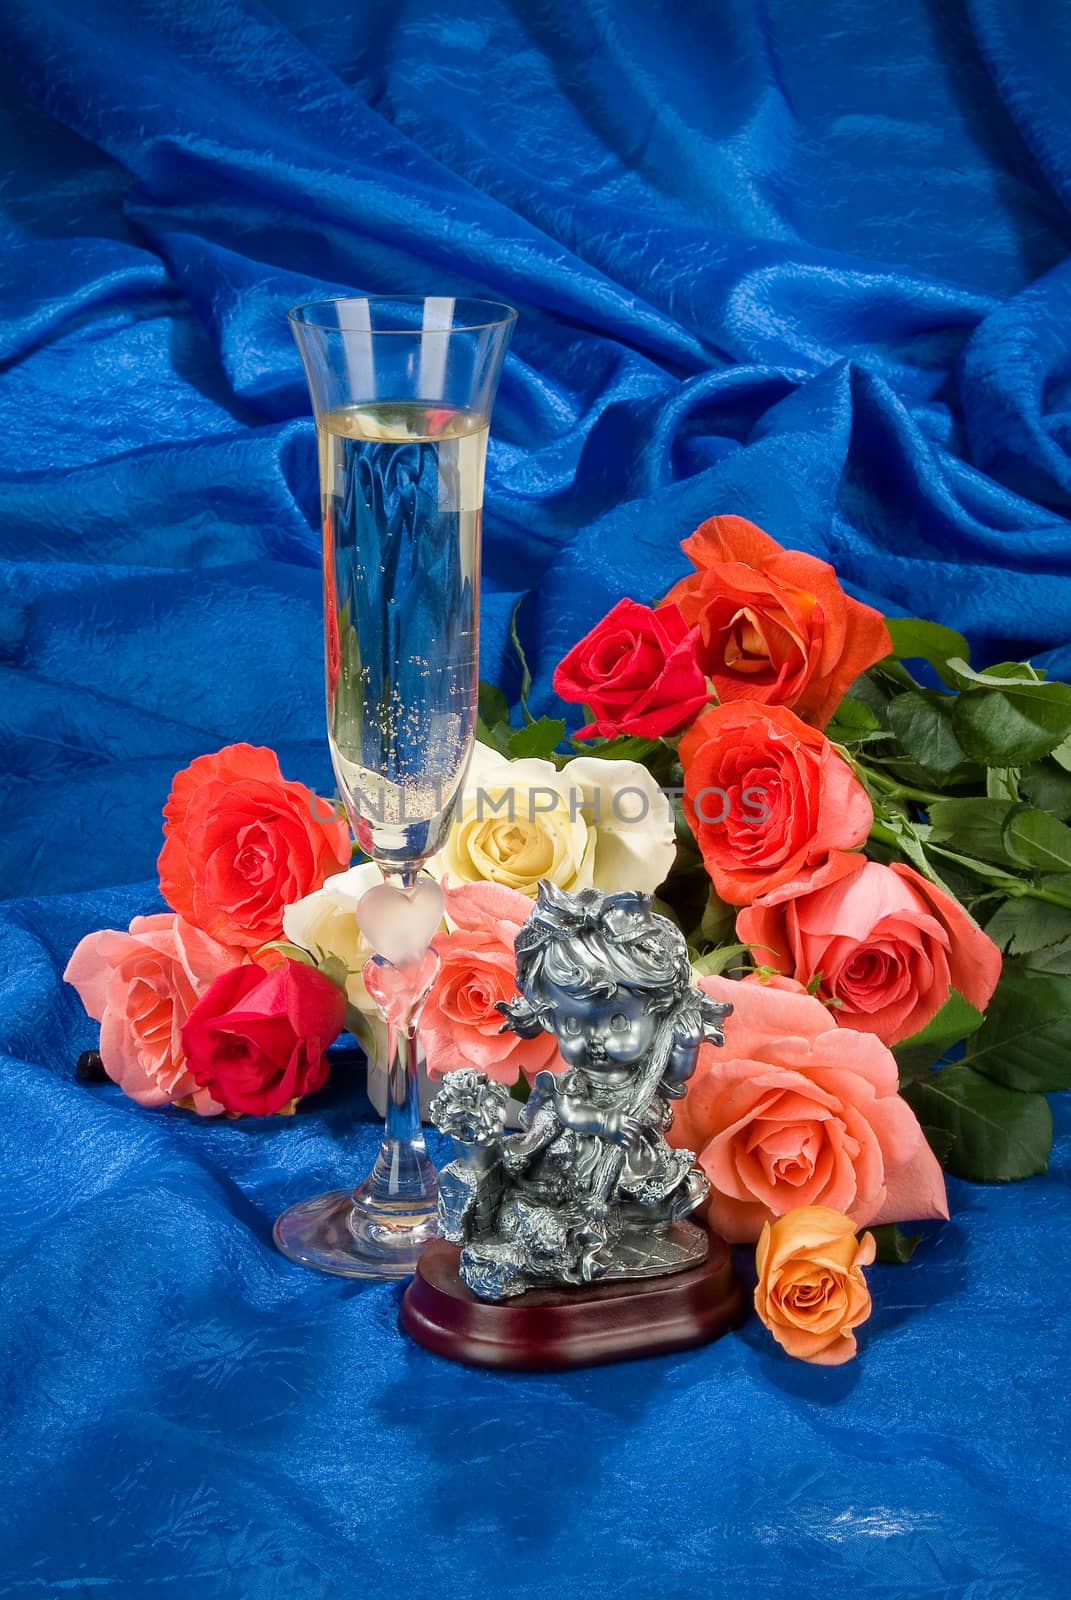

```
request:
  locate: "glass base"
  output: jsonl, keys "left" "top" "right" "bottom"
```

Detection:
{"left": 274, "top": 1177, "right": 440, "bottom": 1281}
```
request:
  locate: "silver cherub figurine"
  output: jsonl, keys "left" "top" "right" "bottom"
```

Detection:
{"left": 428, "top": 882, "right": 731, "bottom": 1301}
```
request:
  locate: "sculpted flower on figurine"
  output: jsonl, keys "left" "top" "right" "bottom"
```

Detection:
{"left": 435, "top": 740, "right": 676, "bottom": 897}
{"left": 64, "top": 914, "right": 240, "bottom": 1115}
{"left": 668, "top": 975, "right": 948, "bottom": 1243}
{"left": 158, "top": 743, "right": 350, "bottom": 951}
{"left": 755, "top": 1207, "right": 876, "bottom": 1365}
{"left": 553, "top": 598, "right": 709, "bottom": 739}
{"left": 663, "top": 515, "right": 891, "bottom": 728}
{"left": 737, "top": 854, "right": 1002, "bottom": 1046}
{"left": 679, "top": 701, "right": 873, "bottom": 905}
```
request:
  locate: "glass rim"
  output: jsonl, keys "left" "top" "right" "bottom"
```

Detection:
{"left": 288, "top": 294, "right": 519, "bottom": 334}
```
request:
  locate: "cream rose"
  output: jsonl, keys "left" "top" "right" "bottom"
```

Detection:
{"left": 433, "top": 742, "right": 676, "bottom": 896}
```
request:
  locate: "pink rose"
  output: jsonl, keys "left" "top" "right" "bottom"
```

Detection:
{"left": 668, "top": 975, "right": 948, "bottom": 1243}
{"left": 64, "top": 914, "right": 241, "bottom": 1114}
{"left": 421, "top": 881, "right": 566, "bottom": 1085}
{"left": 738, "top": 853, "right": 1001, "bottom": 1045}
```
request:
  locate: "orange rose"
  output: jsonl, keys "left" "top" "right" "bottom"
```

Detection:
{"left": 755, "top": 1207, "right": 875, "bottom": 1365}
{"left": 737, "top": 853, "right": 1002, "bottom": 1045}
{"left": 662, "top": 515, "right": 891, "bottom": 727}
{"left": 158, "top": 743, "right": 350, "bottom": 950}
{"left": 679, "top": 701, "right": 872, "bottom": 905}
{"left": 669, "top": 975, "right": 947, "bottom": 1242}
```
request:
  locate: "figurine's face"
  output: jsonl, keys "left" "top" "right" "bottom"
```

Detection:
{"left": 543, "top": 983, "right": 657, "bottom": 1071}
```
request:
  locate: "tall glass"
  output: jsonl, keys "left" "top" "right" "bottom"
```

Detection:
{"left": 274, "top": 296, "right": 516, "bottom": 1279}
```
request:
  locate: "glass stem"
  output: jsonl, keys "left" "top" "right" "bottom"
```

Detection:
{"left": 384, "top": 1010, "right": 425, "bottom": 1154}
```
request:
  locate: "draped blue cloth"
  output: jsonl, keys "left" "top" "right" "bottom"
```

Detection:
{"left": 1, "top": 2, "right": 1069, "bottom": 1594}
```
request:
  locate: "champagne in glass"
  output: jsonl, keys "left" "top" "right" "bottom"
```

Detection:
{"left": 275, "top": 297, "right": 516, "bottom": 1280}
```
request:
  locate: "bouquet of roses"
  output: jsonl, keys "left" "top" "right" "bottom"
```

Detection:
{"left": 66, "top": 513, "right": 1071, "bottom": 1365}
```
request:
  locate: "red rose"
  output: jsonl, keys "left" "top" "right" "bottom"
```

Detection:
{"left": 158, "top": 743, "right": 350, "bottom": 950}
{"left": 552, "top": 599, "right": 708, "bottom": 739}
{"left": 663, "top": 516, "right": 891, "bottom": 728}
{"left": 181, "top": 958, "right": 345, "bottom": 1115}
{"left": 679, "top": 701, "right": 872, "bottom": 905}
{"left": 737, "top": 854, "right": 1002, "bottom": 1046}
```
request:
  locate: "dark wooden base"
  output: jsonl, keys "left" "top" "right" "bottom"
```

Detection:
{"left": 400, "top": 1230, "right": 746, "bottom": 1371}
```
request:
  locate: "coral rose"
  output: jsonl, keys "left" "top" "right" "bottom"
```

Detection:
{"left": 679, "top": 701, "right": 872, "bottom": 905}
{"left": 553, "top": 598, "right": 708, "bottom": 740}
{"left": 181, "top": 957, "right": 345, "bottom": 1116}
{"left": 668, "top": 975, "right": 947, "bottom": 1243}
{"left": 435, "top": 742, "right": 676, "bottom": 897}
{"left": 738, "top": 853, "right": 1002, "bottom": 1045}
{"left": 64, "top": 914, "right": 239, "bottom": 1114}
{"left": 755, "top": 1208, "right": 876, "bottom": 1366}
{"left": 421, "top": 881, "right": 566, "bottom": 1085}
{"left": 662, "top": 515, "right": 891, "bottom": 727}
{"left": 158, "top": 743, "right": 350, "bottom": 950}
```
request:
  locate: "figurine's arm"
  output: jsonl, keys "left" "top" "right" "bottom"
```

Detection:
{"left": 661, "top": 1012, "right": 705, "bottom": 1094}
{"left": 552, "top": 1086, "right": 646, "bottom": 1150}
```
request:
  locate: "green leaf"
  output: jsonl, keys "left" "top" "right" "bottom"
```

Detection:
{"left": 985, "top": 897, "right": 1071, "bottom": 957}
{"left": 343, "top": 1004, "right": 379, "bottom": 1060}
{"left": 316, "top": 954, "right": 351, "bottom": 994}
{"left": 478, "top": 680, "right": 511, "bottom": 730}
{"left": 985, "top": 767, "right": 1020, "bottom": 803}
{"left": 509, "top": 1075, "right": 533, "bottom": 1105}
{"left": 953, "top": 679, "right": 1071, "bottom": 765}
{"left": 1019, "top": 758, "right": 1071, "bottom": 819}
{"left": 893, "top": 988, "right": 985, "bottom": 1080}
{"left": 1025, "top": 938, "right": 1071, "bottom": 975}
{"left": 509, "top": 599, "right": 534, "bottom": 721}
{"left": 691, "top": 943, "right": 750, "bottom": 978}
{"left": 946, "top": 658, "right": 1045, "bottom": 688}
{"left": 699, "top": 892, "right": 738, "bottom": 949}
{"left": 1051, "top": 734, "right": 1071, "bottom": 773}
{"left": 885, "top": 619, "right": 970, "bottom": 688}
{"left": 925, "top": 798, "right": 1017, "bottom": 867}
{"left": 1002, "top": 805, "right": 1071, "bottom": 874}
{"left": 826, "top": 696, "right": 882, "bottom": 746}
{"left": 475, "top": 718, "right": 514, "bottom": 757}
{"left": 576, "top": 733, "right": 661, "bottom": 763}
{"left": 902, "top": 1063, "right": 1052, "bottom": 1181}
{"left": 965, "top": 961, "right": 1071, "bottom": 1092}
{"left": 256, "top": 939, "right": 317, "bottom": 967}
{"left": 869, "top": 809, "right": 956, "bottom": 893}
{"left": 869, "top": 1223, "right": 922, "bottom": 1264}
{"left": 507, "top": 717, "right": 566, "bottom": 761}
{"left": 887, "top": 691, "right": 972, "bottom": 779}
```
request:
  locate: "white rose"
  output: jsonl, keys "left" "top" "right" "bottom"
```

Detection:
{"left": 432, "top": 741, "right": 676, "bottom": 896}
{"left": 282, "top": 861, "right": 387, "bottom": 1062}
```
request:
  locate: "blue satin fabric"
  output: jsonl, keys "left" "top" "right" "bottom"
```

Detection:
{"left": 2, "top": 3, "right": 1070, "bottom": 1595}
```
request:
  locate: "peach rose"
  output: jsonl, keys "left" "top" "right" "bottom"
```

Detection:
{"left": 420, "top": 881, "right": 566, "bottom": 1086}
{"left": 755, "top": 1208, "right": 876, "bottom": 1365}
{"left": 662, "top": 515, "right": 891, "bottom": 727}
{"left": 158, "top": 743, "right": 350, "bottom": 951}
{"left": 738, "top": 853, "right": 1002, "bottom": 1045}
{"left": 679, "top": 701, "right": 872, "bottom": 905}
{"left": 668, "top": 975, "right": 947, "bottom": 1243}
{"left": 64, "top": 914, "right": 241, "bottom": 1114}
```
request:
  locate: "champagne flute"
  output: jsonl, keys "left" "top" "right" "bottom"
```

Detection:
{"left": 274, "top": 295, "right": 516, "bottom": 1279}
